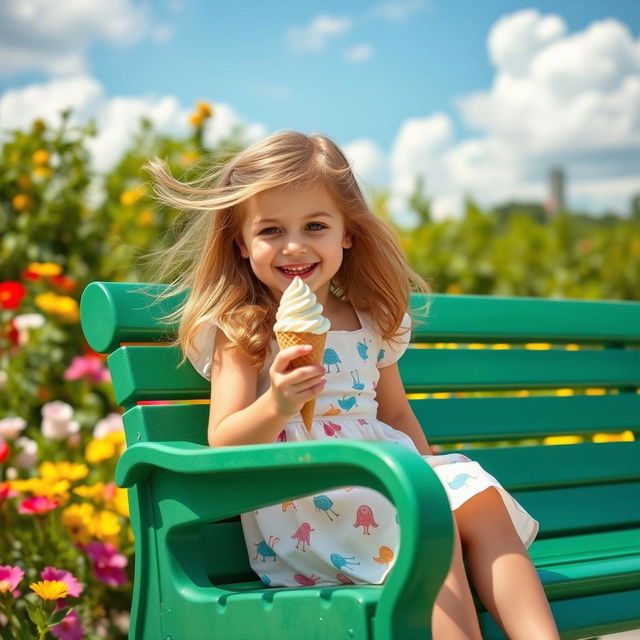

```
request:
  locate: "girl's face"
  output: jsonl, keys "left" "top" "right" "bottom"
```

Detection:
{"left": 236, "top": 182, "right": 352, "bottom": 305}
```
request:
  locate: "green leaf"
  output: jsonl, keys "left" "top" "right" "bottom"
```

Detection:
{"left": 25, "top": 600, "right": 47, "bottom": 627}
{"left": 49, "top": 606, "right": 71, "bottom": 626}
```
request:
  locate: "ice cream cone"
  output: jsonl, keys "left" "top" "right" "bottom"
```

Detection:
{"left": 276, "top": 330, "right": 327, "bottom": 431}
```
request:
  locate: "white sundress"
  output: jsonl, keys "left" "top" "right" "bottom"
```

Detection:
{"left": 187, "top": 308, "right": 538, "bottom": 588}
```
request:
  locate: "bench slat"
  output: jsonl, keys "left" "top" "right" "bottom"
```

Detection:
{"left": 81, "top": 283, "right": 640, "bottom": 352}
{"left": 108, "top": 344, "right": 640, "bottom": 406}
{"left": 514, "top": 481, "right": 640, "bottom": 537}
{"left": 399, "top": 348, "right": 640, "bottom": 392}
{"left": 464, "top": 442, "right": 640, "bottom": 491}
{"left": 413, "top": 394, "right": 640, "bottom": 443}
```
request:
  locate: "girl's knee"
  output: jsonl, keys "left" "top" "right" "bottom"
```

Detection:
{"left": 455, "top": 488, "right": 516, "bottom": 545}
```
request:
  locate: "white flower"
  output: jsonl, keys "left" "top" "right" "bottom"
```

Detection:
{"left": 13, "top": 313, "right": 46, "bottom": 346}
{"left": 41, "top": 401, "right": 80, "bottom": 440}
{"left": 0, "top": 417, "right": 27, "bottom": 440}
{"left": 93, "top": 412, "right": 124, "bottom": 439}
{"left": 13, "top": 313, "right": 45, "bottom": 330}
{"left": 15, "top": 437, "right": 38, "bottom": 468}
{"left": 0, "top": 371, "right": 6, "bottom": 389}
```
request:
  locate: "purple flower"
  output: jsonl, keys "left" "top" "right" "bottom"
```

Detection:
{"left": 41, "top": 567, "right": 83, "bottom": 597}
{"left": 50, "top": 608, "right": 84, "bottom": 640}
{"left": 0, "top": 565, "right": 24, "bottom": 597}
{"left": 84, "top": 542, "right": 127, "bottom": 586}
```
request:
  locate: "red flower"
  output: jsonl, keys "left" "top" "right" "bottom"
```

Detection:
{"left": 0, "top": 441, "right": 9, "bottom": 463}
{"left": 0, "top": 281, "right": 26, "bottom": 310}
{"left": 18, "top": 495, "right": 60, "bottom": 514}
{"left": 50, "top": 274, "right": 76, "bottom": 293}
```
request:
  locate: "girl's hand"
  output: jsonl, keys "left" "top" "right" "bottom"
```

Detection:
{"left": 269, "top": 344, "right": 326, "bottom": 418}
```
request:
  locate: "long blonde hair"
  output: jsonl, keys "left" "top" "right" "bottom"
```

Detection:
{"left": 143, "top": 131, "right": 431, "bottom": 368}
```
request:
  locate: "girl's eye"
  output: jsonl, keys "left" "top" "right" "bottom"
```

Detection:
{"left": 307, "top": 222, "right": 326, "bottom": 231}
{"left": 259, "top": 227, "right": 279, "bottom": 235}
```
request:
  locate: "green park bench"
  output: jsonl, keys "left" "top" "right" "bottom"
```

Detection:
{"left": 80, "top": 281, "right": 640, "bottom": 639}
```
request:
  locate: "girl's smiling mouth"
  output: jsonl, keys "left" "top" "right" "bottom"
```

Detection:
{"left": 277, "top": 263, "right": 318, "bottom": 278}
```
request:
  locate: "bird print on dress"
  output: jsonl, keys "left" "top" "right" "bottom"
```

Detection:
{"left": 323, "top": 348, "right": 341, "bottom": 373}
{"left": 373, "top": 546, "right": 395, "bottom": 567}
{"left": 313, "top": 495, "right": 340, "bottom": 521}
{"left": 294, "top": 574, "right": 320, "bottom": 586}
{"left": 356, "top": 338, "right": 370, "bottom": 362}
{"left": 281, "top": 500, "right": 297, "bottom": 512}
{"left": 322, "top": 404, "right": 341, "bottom": 417}
{"left": 353, "top": 505, "right": 379, "bottom": 535}
{"left": 330, "top": 553, "right": 361, "bottom": 570}
{"left": 350, "top": 370, "right": 365, "bottom": 390}
{"left": 447, "top": 473, "right": 477, "bottom": 490}
{"left": 376, "top": 349, "right": 385, "bottom": 365}
{"left": 291, "top": 523, "right": 314, "bottom": 552}
{"left": 323, "top": 421, "right": 342, "bottom": 437}
{"left": 254, "top": 535, "right": 279, "bottom": 561}
{"left": 338, "top": 395, "right": 357, "bottom": 412}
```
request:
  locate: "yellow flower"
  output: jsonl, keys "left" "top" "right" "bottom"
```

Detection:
{"left": 30, "top": 580, "right": 68, "bottom": 600}
{"left": 181, "top": 151, "right": 200, "bottom": 166}
{"left": 35, "top": 292, "right": 79, "bottom": 321}
{"left": 196, "top": 101, "right": 213, "bottom": 118}
{"left": 86, "top": 432, "right": 125, "bottom": 464}
{"left": 32, "top": 166, "right": 53, "bottom": 179}
{"left": 112, "top": 487, "right": 130, "bottom": 518}
{"left": 189, "top": 112, "right": 204, "bottom": 128}
{"left": 28, "top": 262, "right": 63, "bottom": 277}
{"left": 137, "top": 208, "right": 154, "bottom": 227}
{"left": 39, "top": 461, "right": 89, "bottom": 483}
{"left": 62, "top": 503, "right": 95, "bottom": 545}
{"left": 12, "top": 193, "right": 32, "bottom": 211}
{"left": 543, "top": 435, "right": 583, "bottom": 446}
{"left": 120, "top": 184, "right": 146, "bottom": 206}
{"left": 91, "top": 509, "right": 121, "bottom": 545}
{"left": 17, "top": 175, "right": 31, "bottom": 190}
{"left": 85, "top": 438, "right": 116, "bottom": 463}
{"left": 32, "top": 150, "right": 50, "bottom": 166}
{"left": 446, "top": 283, "right": 462, "bottom": 294}
{"left": 74, "top": 482, "right": 106, "bottom": 501}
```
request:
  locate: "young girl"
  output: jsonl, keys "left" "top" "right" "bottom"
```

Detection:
{"left": 145, "top": 131, "right": 560, "bottom": 639}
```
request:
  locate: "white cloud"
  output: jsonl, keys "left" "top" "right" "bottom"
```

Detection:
{"left": 386, "top": 11, "right": 640, "bottom": 220}
{"left": 287, "top": 15, "right": 352, "bottom": 53}
{"left": 343, "top": 138, "right": 387, "bottom": 188}
{"left": 0, "top": 0, "right": 151, "bottom": 77}
{"left": 345, "top": 43, "right": 373, "bottom": 63}
{"left": 0, "top": 75, "right": 266, "bottom": 173}
{"left": 372, "top": 1, "right": 426, "bottom": 23}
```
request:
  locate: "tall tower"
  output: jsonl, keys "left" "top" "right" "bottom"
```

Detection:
{"left": 547, "top": 167, "right": 566, "bottom": 214}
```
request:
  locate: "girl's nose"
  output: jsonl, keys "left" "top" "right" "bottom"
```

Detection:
{"left": 283, "top": 239, "right": 307, "bottom": 255}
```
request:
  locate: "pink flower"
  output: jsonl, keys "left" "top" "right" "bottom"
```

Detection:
{"left": 41, "top": 567, "right": 83, "bottom": 597}
{"left": 84, "top": 542, "right": 127, "bottom": 586}
{"left": 50, "top": 608, "right": 84, "bottom": 640}
{"left": 0, "top": 565, "right": 24, "bottom": 597}
{"left": 92, "top": 412, "right": 123, "bottom": 440}
{"left": 0, "top": 416, "right": 27, "bottom": 440}
{"left": 18, "top": 495, "right": 60, "bottom": 514}
{"left": 41, "top": 401, "right": 80, "bottom": 441}
{"left": 64, "top": 355, "right": 110, "bottom": 383}
{"left": 0, "top": 481, "right": 18, "bottom": 501}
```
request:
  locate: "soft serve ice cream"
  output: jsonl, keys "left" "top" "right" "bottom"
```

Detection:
{"left": 274, "top": 277, "right": 331, "bottom": 334}
{"left": 274, "top": 277, "right": 330, "bottom": 430}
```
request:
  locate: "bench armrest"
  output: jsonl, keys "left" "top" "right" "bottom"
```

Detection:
{"left": 116, "top": 439, "right": 453, "bottom": 638}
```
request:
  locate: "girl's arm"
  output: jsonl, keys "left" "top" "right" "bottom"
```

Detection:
{"left": 208, "top": 329, "right": 325, "bottom": 447}
{"left": 375, "top": 362, "right": 433, "bottom": 455}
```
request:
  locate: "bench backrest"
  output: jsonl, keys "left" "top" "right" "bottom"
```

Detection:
{"left": 81, "top": 282, "right": 640, "bottom": 583}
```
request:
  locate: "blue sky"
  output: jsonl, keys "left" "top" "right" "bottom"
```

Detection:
{"left": 1, "top": 0, "right": 639, "bottom": 221}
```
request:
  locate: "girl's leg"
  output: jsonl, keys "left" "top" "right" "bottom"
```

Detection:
{"left": 455, "top": 488, "right": 560, "bottom": 640}
{"left": 432, "top": 519, "right": 483, "bottom": 640}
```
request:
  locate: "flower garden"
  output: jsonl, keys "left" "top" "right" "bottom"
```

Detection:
{"left": 1, "top": 103, "right": 638, "bottom": 638}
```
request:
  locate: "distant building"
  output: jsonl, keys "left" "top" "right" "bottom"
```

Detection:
{"left": 545, "top": 167, "right": 566, "bottom": 215}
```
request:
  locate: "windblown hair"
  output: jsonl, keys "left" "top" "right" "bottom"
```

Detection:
{"left": 143, "top": 131, "right": 431, "bottom": 369}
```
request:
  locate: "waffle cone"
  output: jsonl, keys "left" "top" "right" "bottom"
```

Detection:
{"left": 276, "top": 330, "right": 327, "bottom": 431}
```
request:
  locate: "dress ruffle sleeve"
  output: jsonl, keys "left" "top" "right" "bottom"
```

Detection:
{"left": 185, "top": 319, "right": 218, "bottom": 381}
{"left": 376, "top": 311, "right": 412, "bottom": 368}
